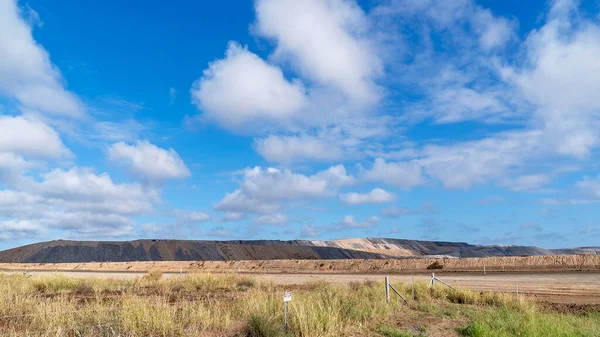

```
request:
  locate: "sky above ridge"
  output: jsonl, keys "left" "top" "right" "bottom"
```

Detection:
{"left": 1, "top": 0, "right": 600, "bottom": 250}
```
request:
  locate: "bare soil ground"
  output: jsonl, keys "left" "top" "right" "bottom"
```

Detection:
{"left": 2, "top": 254, "right": 600, "bottom": 274}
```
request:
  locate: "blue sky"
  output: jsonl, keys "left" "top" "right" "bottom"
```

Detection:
{"left": 1, "top": 0, "right": 600, "bottom": 250}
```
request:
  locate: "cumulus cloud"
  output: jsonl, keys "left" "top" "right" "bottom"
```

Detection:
{"left": 420, "top": 130, "right": 544, "bottom": 189}
{"left": 190, "top": 42, "right": 306, "bottom": 131}
{"left": 43, "top": 211, "right": 136, "bottom": 238}
{"left": 0, "top": 152, "right": 34, "bottom": 182}
{"left": 221, "top": 212, "right": 246, "bottom": 222}
{"left": 215, "top": 165, "right": 354, "bottom": 214}
{"left": 381, "top": 0, "right": 514, "bottom": 50}
{"left": 108, "top": 140, "right": 190, "bottom": 182}
{"left": 189, "top": 0, "right": 389, "bottom": 163}
{"left": 340, "top": 188, "right": 396, "bottom": 205}
{"left": 254, "top": 0, "right": 382, "bottom": 104}
{"left": 204, "top": 226, "right": 232, "bottom": 238}
{"left": 254, "top": 135, "right": 343, "bottom": 163}
{"left": 363, "top": 158, "right": 423, "bottom": 189}
{"left": 0, "top": 167, "right": 161, "bottom": 241}
{"left": 254, "top": 213, "right": 287, "bottom": 226}
{"left": 501, "top": 0, "right": 600, "bottom": 158}
{"left": 378, "top": 206, "right": 413, "bottom": 218}
{"left": 0, "top": 115, "right": 70, "bottom": 159}
{"left": 0, "top": 0, "right": 84, "bottom": 117}
{"left": 378, "top": 202, "right": 435, "bottom": 218}
{"left": 0, "top": 220, "right": 45, "bottom": 241}
{"left": 370, "top": 0, "right": 520, "bottom": 126}
{"left": 576, "top": 175, "right": 600, "bottom": 198}
{"left": 504, "top": 174, "right": 553, "bottom": 192}
{"left": 331, "top": 215, "right": 379, "bottom": 231}
{"left": 299, "top": 224, "right": 321, "bottom": 238}
{"left": 176, "top": 211, "right": 211, "bottom": 224}
{"left": 34, "top": 167, "right": 159, "bottom": 215}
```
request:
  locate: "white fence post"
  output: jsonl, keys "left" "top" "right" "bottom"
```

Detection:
{"left": 411, "top": 275, "right": 415, "bottom": 301}
{"left": 385, "top": 276, "right": 390, "bottom": 302}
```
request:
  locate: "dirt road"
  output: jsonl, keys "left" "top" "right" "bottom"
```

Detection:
{"left": 4, "top": 270, "right": 599, "bottom": 305}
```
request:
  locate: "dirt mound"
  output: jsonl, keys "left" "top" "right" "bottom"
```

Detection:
{"left": 0, "top": 238, "right": 585, "bottom": 263}
{"left": 0, "top": 239, "right": 389, "bottom": 263}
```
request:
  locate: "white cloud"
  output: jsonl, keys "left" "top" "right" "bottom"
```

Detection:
{"left": 576, "top": 175, "right": 600, "bottom": 198}
{"left": 0, "top": 115, "right": 70, "bottom": 158}
{"left": 299, "top": 224, "right": 321, "bottom": 237}
{"left": 215, "top": 189, "right": 279, "bottom": 215}
{"left": 204, "top": 226, "right": 232, "bottom": 238}
{"left": 502, "top": 0, "right": 600, "bottom": 158}
{"left": 92, "top": 120, "right": 149, "bottom": 143}
{"left": 331, "top": 214, "right": 379, "bottom": 230}
{"left": 254, "top": 0, "right": 382, "bottom": 104}
{"left": 0, "top": 219, "right": 45, "bottom": 241}
{"left": 42, "top": 211, "right": 136, "bottom": 238}
{"left": 312, "top": 164, "right": 356, "bottom": 188}
{"left": 0, "top": 190, "right": 45, "bottom": 218}
{"left": 221, "top": 212, "right": 246, "bottom": 222}
{"left": 34, "top": 167, "right": 159, "bottom": 215}
{"left": 471, "top": 7, "right": 514, "bottom": 50}
{"left": 108, "top": 140, "right": 190, "bottom": 182}
{"left": 382, "top": 0, "right": 514, "bottom": 50}
{"left": 428, "top": 88, "right": 507, "bottom": 124}
{"left": 378, "top": 202, "right": 435, "bottom": 218}
{"left": 0, "top": 0, "right": 84, "bottom": 117}
{"left": 189, "top": 0, "right": 391, "bottom": 163}
{"left": 190, "top": 42, "right": 306, "bottom": 131}
{"left": 420, "top": 130, "right": 544, "bottom": 189}
{"left": 176, "top": 211, "right": 211, "bottom": 224}
{"left": 254, "top": 135, "right": 343, "bottom": 163}
{"left": 0, "top": 152, "right": 34, "bottom": 182}
{"left": 0, "top": 166, "right": 162, "bottom": 241}
{"left": 504, "top": 174, "right": 553, "bottom": 192}
{"left": 363, "top": 158, "right": 423, "bottom": 189}
{"left": 340, "top": 188, "right": 396, "bottom": 205}
{"left": 142, "top": 223, "right": 162, "bottom": 233}
{"left": 215, "top": 165, "right": 354, "bottom": 214}
{"left": 254, "top": 213, "right": 287, "bottom": 226}
{"left": 378, "top": 206, "right": 413, "bottom": 218}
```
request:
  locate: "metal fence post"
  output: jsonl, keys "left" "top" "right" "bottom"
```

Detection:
{"left": 516, "top": 283, "right": 519, "bottom": 297}
{"left": 284, "top": 301, "right": 288, "bottom": 331}
{"left": 385, "top": 276, "right": 390, "bottom": 302}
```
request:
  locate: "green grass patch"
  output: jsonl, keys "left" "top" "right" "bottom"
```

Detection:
{"left": 460, "top": 305, "right": 600, "bottom": 337}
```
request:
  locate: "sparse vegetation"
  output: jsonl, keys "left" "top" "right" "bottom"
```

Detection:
{"left": 426, "top": 261, "right": 444, "bottom": 270}
{"left": 0, "top": 272, "right": 598, "bottom": 336}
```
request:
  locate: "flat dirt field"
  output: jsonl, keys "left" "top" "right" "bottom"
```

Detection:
{"left": 2, "top": 269, "right": 599, "bottom": 306}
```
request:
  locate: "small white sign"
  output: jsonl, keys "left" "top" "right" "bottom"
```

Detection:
{"left": 283, "top": 291, "right": 292, "bottom": 302}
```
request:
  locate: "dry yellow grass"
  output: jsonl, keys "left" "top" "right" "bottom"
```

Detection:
{"left": 0, "top": 272, "right": 598, "bottom": 337}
